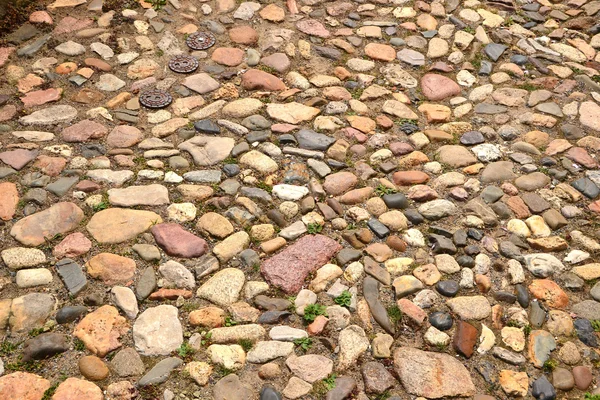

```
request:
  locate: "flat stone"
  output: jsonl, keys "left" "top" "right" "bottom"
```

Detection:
{"left": 74, "top": 305, "right": 128, "bottom": 357}
{"left": 133, "top": 305, "right": 183, "bottom": 356}
{"left": 151, "top": 223, "right": 209, "bottom": 258}
{"left": 10, "top": 202, "right": 83, "bottom": 246}
{"left": 261, "top": 234, "right": 342, "bottom": 293}
{"left": 87, "top": 208, "right": 162, "bottom": 244}
{"left": 108, "top": 184, "right": 170, "bottom": 206}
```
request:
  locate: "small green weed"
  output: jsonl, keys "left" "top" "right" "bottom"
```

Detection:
{"left": 29, "top": 327, "right": 44, "bottom": 337}
{"left": 225, "top": 316, "right": 238, "bottom": 327}
{"left": 518, "top": 83, "right": 540, "bottom": 92}
{"left": 256, "top": 181, "right": 272, "bottom": 193}
{"left": 375, "top": 184, "right": 397, "bottom": 197}
{"left": 323, "top": 374, "right": 337, "bottom": 390}
{"left": 177, "top": 342, "right": 195, "bottom": 358}
{"left": 150, "top": 0, "right": 167, "bottom": 10}
{"left": 334, "top": 290, "right": 352, "bottom": 308}
{"left": 592, "top": 75, "right": 600, "bottom": 83}
{"left": 303, "top": 304, "right": 327, "bottom": 323}
{"left": 223, "top": 157, "right": 237, "bottom": 164}
{"left": 92, "top": 201, "right": 109, "bottom": 212}
{"left": 215, "top": 366, "right": 234, "bottom": 377}
{"left": 73, "top": 338, "right": 85, "bottom": 351}
{"left": 585, "top": 393, "right": 600, "bottom": 400}
{"left": 293, "top": 337, "right": 313, "bottom": 352}
{"left": 591, "top": 320, "right": 600, "bottom": 332}
{"left": 307, "top": 223, "right": 323, "bottom": 234}
{"left": 387, "top": 305, "right": 402, "bottom": 324}
{"left": 523, "top": 325, "right": 532, "bottom": 335}
{"left": 543, "top": 359, "right": 558, "bottom": 372}
{"left": 238, "top": 339, "right": 253, "bottom": 352}
{"left": 0, "top": 341, "right": 17, "bottom": 356}
{"left": 463, "top": 26, "right": 475, "bottom": 34}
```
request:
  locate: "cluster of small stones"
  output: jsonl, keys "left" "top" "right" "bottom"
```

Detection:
{"left": 0, "top": 0, "right": 600, "bottom": 399}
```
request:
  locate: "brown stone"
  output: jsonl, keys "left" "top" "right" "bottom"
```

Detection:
{"left": 229, "top": 26, "right": 259, "bottom": 44}
{"left": 260, "top": 4, "right": 285, "bottom": 21}
{"left": 572, "top": 365, "right": 592, "bottom": 390}
{"left": 211, "top": 47, "right": 245, "bottom": 66}
{"left": 242, "top": 69, "right": 286, "bottom": 91}
{"left": 62, "top": 119, "right": 108, "bottom": 142}
{"left": 0, "top": 372, "right": 51, "bottom": 400}
{"left": 74, "top": 305, "right": 128, "bottom": 357}
{"left": 453, "top": 320, "right": 478, "bottom": 358}
{"left": 261, "top": 234, "right": 342, "bottom": 293}
{"left": 392, "top": 170, "right": 430, "bottom": 185}
{"left": 72, "top": 88, "right": 105, "bottom": 104}
{"left": 189, "top": 307, "right": 226, "bottom": 328}
{"left": 86, "top": 253, "right": 136, "bottom": 285}
{"left": 10, "top": 202, "right": 84, "bottom": 246}
{"left": 79, "top": 355, "right": 110, "bottom": 381}
{"left": 364, "top": 43, "right": 396, "bottom": 61}
{"left": 0, "top": 182, "right": 19, "bottom": 221}
{"left": 33, "top": 155, "right": 66, "bottom": 176}
{"left": 529, "top": 279, "right": 569, "bottom": 309}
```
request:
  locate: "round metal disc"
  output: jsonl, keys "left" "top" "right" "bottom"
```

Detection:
{"left": 168, "top": 54, "right": 199, "bottom": 74}
{"left": 139, "top": 89, "right": 173, "bottom": 109}
{"left": 186, "top": 31, "right": 216, "bottom": 50}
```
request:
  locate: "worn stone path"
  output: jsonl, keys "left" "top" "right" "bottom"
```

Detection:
{"left": 0, "top": 0, "right": 600, "bottom": 398}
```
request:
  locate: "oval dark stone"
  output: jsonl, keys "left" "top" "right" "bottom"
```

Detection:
{"left": 429, "top": 311, "right": 453, "bottom": 331}
{"left": 436, "top": 280, "right": 459, "bottom": 297}
{"left": 56, "top": 305, "right": 88, "bottom": 324}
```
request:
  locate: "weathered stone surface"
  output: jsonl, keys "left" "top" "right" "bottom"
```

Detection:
{"left": 10, "top": 202, "right": 84, "bottom": 246}
{"left": 87, "top": 208, "right": 162, "bottom": 244}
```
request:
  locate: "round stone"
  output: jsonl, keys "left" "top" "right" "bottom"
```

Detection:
{"left": 429, "top": 311, "right": 453, "bottom": 331}
{"left": 436, "top": 280, "right": 459, "bottom": 297}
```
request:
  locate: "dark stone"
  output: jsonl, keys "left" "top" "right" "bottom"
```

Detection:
{"left": 257, "top": 311, "right": 292, "bottom": 324}
{"left": 532, "top": 375, "right": 556, "bottom": 400}
{"left": 499, "top": 241, "right": 523, "bottom": 262}
{"left": 242, "top": 115, "right": 270, "bottom": 130}
{"left": 484, "top": 43, "right": 507, "bottom": 61}
{"left": 223, "top": 164, "right": 240, "bottom": 177}
{"left": 510, "top": 54, "right": 529, "bottom": 65}
{"left": 325, "top": 376, "right": 356, "bottom": 400}
{"left": 481, "top": 186, "right": 504, "bottom": 203}
{"left": 266, "top": 209, "right": 286, "bottom": 227}
{"left": 436, "top": 280, "right": 459, "bottom": 297}
{"left": 479, "top": 60, "right": 492, "bottom": 75}
{"left": 529, "top": 300, "right": 546, "bottom": 328}
{"left": 403, "top": 209, "right": 424, "bottom": 225}
{"left": 295, "top": 129, "right": 336, "bottom": 151}
{"left": 453, "top": 229, "right": 468, "bottom": 246}
{"left": 56, "top": 258, "right": 87, "bottom": 296}
{"left": 313, "top": 45, "right": 342, "bottom": 60}
{"left": 571, "top": 178, "right": 599, "bottom": 199}
{"left": 467, "top": 228, "right": 483, "bottom": 241}
{"left": 367, "top": 218, "right": 390, "bottom": 239}
{"left": 260, "top": 386, "right": 282, "bottom": 400}
{"left": 246, "top": 131, "right": 270, "bottom": 143}
{"left": 522, "top": 192, "right": 551, "bottom": 213}
{"left": 361, "top": 362, "right": 394, "bottom": 394}
{"left": 429, "top": 234, "right": 457, "bottom": 255}
{"left": 364, "top": 276, "right": 394, "bottom": 335}
{"left": 429, "top": 311, "right": 453, "bottom": 331}
{"left": 56, "top": 306, "right": 88, "bottom": 324}
{"left": 475, "top": 361, "right": 497, "bottom": 384}
{"left": 516, "top": 284, "right": 529, "bottom": 308}
{"left": 139, "top": 357, "right": 183, "bottom": 386}
{"left": 22, "top": 333, "right": 69, "bottom": 362}
{"left": 254, "top": 295, "right": 290, "bottom": 311}
{"left": 574, "top": 319, "right": 598, "bottom": 348}
{"left": 464, "top": 245, "right": 480, "bottom": 256}
{"left": 456, "top": 255, "right": 475, "bottom": 267}
{"left": 493, "top": 291, "right": 516, "bottom": 303}
{"left": 460, "top": 131, "right": 485, "bottom": 145}
{"left": 136, "top": 267, "right": 157, "bottom": 301}
{"left": 336, "top": 248, "right": 362, "bottom": 265}
{"left": 430, "top": 226, "right": 453, "bottom": 238}
{"left": 239, "top": 249, "right": 260, "bottom": 268}
{"left": 364, "top": 257, "right": 391, "bottom": 285}
{"left": 382, "top": 193, "right": 409, "bottom": 209}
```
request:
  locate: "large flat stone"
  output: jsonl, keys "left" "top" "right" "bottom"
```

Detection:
{"left": 10, "top": 202, "right": 84, "bottom": 246}
{"left": 86, "top": 208, "right": 162, "bottom": 244}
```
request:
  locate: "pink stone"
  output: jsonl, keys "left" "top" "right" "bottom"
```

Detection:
{"left": 33, "top": 155, "right": 67, "bottom": 176}
{"left": 241, "top": 69, "right": 286, "bottom": 91}
{"left": 30, "top": 11, "right": 53, "bottom": 24}
{"left": 261, "top": 234, "right": 342, "bottom": 293}
{"left": 106, "top": 125, "right": 143, "bottom": 148}
{"left": 211, "top": 47, "right": 245, "bottom": 67}
{"left": 0, "top": 47, "right": 15, "bottom": 68}
{"left": 420, "top": 73, "right": 461, "bottom": 101}
{"left": 296, "top": 19, "right": 330, "bottom": 38}
{"left": 271, "top": 123, "right": 298, "bottom": 133}
{"left": 53, "top": 16, "right": 93, "bottom": 35}
{"left": 565, "top": 147, "right": 597, "bottom": 169}
{"left": 20, "top": 88, "right": 63, "bottom": 108}
{"left": 0, "top": 105, "right": 17, "bottom": 122}
{"left": 62, "top": 119, "right": 108, "bottom": 142}
{"left": 17, "top": 74, "right": 44, "bottom": 94}
{"left": 151, "top": 223, "right": 209, "bottom": 258}
{"left": 390, "top": 142, "right": 414, "bottom": 156}
{"left": 0, "top": 149, "right": 38, "bottom": 170}
{"left": 53, "top": 232, "right": 92, "bottom": 259}
{"left": 0, "top": 182, "right": 19, "bottom": 221}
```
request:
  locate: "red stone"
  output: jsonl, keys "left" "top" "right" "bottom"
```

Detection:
{"left": 397, "top": 298, "right": 426, "bottom": 325}
{"left": 29, "top": 11, "right": 53, "bottom": 24}
{"left": 392, "top": 170, "right": 430, "bottom": 185}
{"left": 565, "top": 147, "right": 597, "bottom": 169}
{"left": 261, "top": 234, "right": 342, "bottom": 293}
{"left": 572, "top": 366, "right": 592, "bottom": 390}
{"left": 0, "top": 149, "right": 38, "bottom": 170}
{"left": 241, "top": 69, "right": 286, "bottom": 91}
{"left": 75, "top": 180, "right": 101, "bottom": 193}
{"left": 0, "top": 182, "right": 19, "bottom": 221}
{"left": 420, "top": 73, "right": 461, "bottom": 101}
{"left": 53, "top": 16, "right": 93, "bottom": 35}
{"left": 228, "top": 26, "right": 258, "bottom": 44}
{"left": 453, "top": 320, "right": 478, "bottom": 358}
{"left": 151, "top": 223, "right": 209, "bottom": 258}
{"left": 390, "top": 142, "right": 414, "bottom": 155}
{"left": 529, "top": 279, "right": 569, "bottom": 309}
{"left": 53, "top": 232, "right": 92, "bottom": 259}
{"left": 62, "top": 119, "right": 108, "bottom": 142}
{"left": 211, "top": 47, "right": 245, "bottom": 66}
{"left": 0, "top": 47, "right": 15, "bottom": 68}
{"left": 106, "top": 125, "right": 143, "bottom": 148}
{"left": 34, "top": 155, "right": 66, "bottom": 176}
{"left": 84, "top": 58, "right": 112, "bottom": 72}
{"left": 20, "top": 88, "right": 62, "bottom": 108}
{"left": 0, "top": 104, "right": 17, "bottom": 122}
{"left": 149, "top": 288, "right": 194, "bottom": 300}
